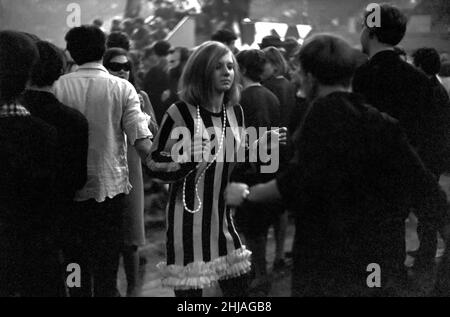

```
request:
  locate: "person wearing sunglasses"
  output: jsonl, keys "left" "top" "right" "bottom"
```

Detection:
{"left": 103, "top": 47, "right": 158, "bottom": 297}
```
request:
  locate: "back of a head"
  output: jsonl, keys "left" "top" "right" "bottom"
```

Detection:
{"left": 283, "top": 37, "right": 301, "bottom": 58}
{"left": 93, "top": 18, "right": 104, "bottom": 28}
{"left": 107, "top": 32, "right": 131, "bottom": 51}
{"left": 237, "top": 49, "right": 266, "bottom": 83}
{"left": 364, "top": 3, "right": 407, "bottom": 46}
{"left": 30, "top": 41, "right": 65, "bottom": 87}
{"left": 211, "top": 29, "right": 237, "bottom": 46}
{"left": 65, "top": 25, "right": 106, "bottom": 65}
{"left": 413, "top": 47, "right": 441, "bottom": 76}
{"left": 259, "top": 35, "right": 284, "bottom": 50}
{"left": 298, "top": 34, "right": 357, "bottom": 87}
{"left": 0, "top": 30, "right": 39, "bottom": 103}
{"left": 153, "top": 40, "right": 171, "bottom": 57}
{"left": 263, "top": 46, "right": 288, "bottom": 77}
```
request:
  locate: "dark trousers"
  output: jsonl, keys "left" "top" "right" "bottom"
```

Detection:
{"left": 61, "top": 194, "right": 125, "bottom": 297}
{"left": 0, "top": 216, "right": 62, "bottom": 297}
{"left": 174, "top": 275, "right": 249, "bottom": 298}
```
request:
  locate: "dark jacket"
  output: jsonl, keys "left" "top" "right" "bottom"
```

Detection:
{"left": 142, "top": 64, "right": 170, "bottom": 125}
{"left": 21, "top": 90, "right": 89, "bottom": 204}
{"left": 353, "top": 50, "right": 448, "bottom": 175}
{"left": 0, "top": 115, "right": 58, "bottom": 296}
{"left": 262, "top": 76, "right": 296, "bottom": 128}
{"left": 276, "top": 92, "right": 448, "bottom": 292}
{"left": 235, "top": 85, "right": 281, "bottom": 186}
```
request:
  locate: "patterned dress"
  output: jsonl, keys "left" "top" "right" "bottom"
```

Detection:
{"left": 147, "top": 101, "right": 251, "bottom": 290}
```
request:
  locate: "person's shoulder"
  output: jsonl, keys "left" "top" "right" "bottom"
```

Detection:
{"left": 357, "top": 57, "right": 372, "bottom": 69}
{"left": 25, "top": 115, "right": 58, "bottom": 140}
{"left": 263, "top": 86, "right": 281, "bottom": 104}
{"left": 165, "top": 101, "right": 190, "bottom": 120}
{"left": 56, "top": 100, "right": 88, "bottom": 128}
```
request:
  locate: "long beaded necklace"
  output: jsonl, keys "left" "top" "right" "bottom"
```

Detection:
{"left": 182, "top": 104, "right": 227, "bottom": 214}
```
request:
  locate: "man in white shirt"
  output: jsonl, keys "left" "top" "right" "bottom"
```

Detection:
{"left": 54, "top": 25, "right": 153, "bottom": 297}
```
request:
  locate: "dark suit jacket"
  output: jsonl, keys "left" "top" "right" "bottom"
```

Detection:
{"left": 142, "top": 65, "right": 170, "bottom": 125}
{"left": 0, "top": 115, "right": 58, "bottom": 296}
{"left": 353, "top": 50, "right": 448, "bottom": 175}
{"left": 276, "top": 92, "right": 448, "bottom": 286}
{"left": 236, "top": 85, "right": 281, "bottom": 186}
{"left": 262, "top": 76, "right": 296, "bottom": 128}
{"left": 21, "top": 90, "right": 88, "bottom": 204}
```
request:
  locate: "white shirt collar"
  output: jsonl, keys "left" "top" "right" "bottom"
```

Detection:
{"left": 77, "top": 62, "right": 108, "bottom": 73}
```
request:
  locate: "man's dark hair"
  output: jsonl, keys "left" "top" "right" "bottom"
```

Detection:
{"left": 413, "top": 47, "right": 441, "bottom": 76}
{"left": 65, "top": 25, "right": 106, "bottom": 65}
{"left": 0, "top": 30, "right": 39, "bottom": 103}
{"left": 154, "top": 40, "right": 171, "bottom": 57}
{"left": 297, "top": 34, "right": 357, "bottom": 87}
{"left": 106, "top": 31, "right": 131, "bottom": 51}
{"left": 30, "top": 41, "right": 65, "bottom": 87}
{"left": 211, "top": 29, "right": 237, "bottom": 45}
{"left": 236, "top": 49, "right": 266, "bottom": 83}
{"left": 93, "top": 18, "right": 104, "bottom": 27}
{"left": 20, "top": 32, "right": 41, "bottom": 43}
{"left": 144, "top": 40, "right": 171, "bottom": 59}
{"left": 364, "top": 3, "right": 407, "bottom": 46}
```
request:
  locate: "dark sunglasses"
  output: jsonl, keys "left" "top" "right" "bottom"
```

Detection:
{"left": 106, "top": 62, "right": 131, "bottom": 72}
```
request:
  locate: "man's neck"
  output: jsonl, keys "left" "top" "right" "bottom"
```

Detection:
{"left": 82, "top": 60, "right": 102, "bottom": 66}
{"left": 316, "top": 85, "right": 351, "bottom": 99}
{"left": 369, "top": 44, "right": 394, "bottom": 59}
{"left": 242, "top": 77, "right": 260, "bottom": 89}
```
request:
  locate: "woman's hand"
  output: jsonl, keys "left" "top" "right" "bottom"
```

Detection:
{"left": 225, "top": 183, "right": 250, "bottom": 207}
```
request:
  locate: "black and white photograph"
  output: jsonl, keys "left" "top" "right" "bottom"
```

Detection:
{"left": 0, "top": 0, "right": 449, "bottom": 301}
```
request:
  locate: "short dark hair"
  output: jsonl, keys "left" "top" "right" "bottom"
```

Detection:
{"left": 237, "top": 49, "right": 266, "bottom": 82}
{"left": 211, "top": 29, "right": 237, "bottom": 45}
{"left": 263, "top": 46, "right": 288, "bottom": 77}
{"left": 93, "top": 18, "right": 104, "bottom": 27}
{"left": 65, "top": 25, "right": 106, "bottom": 65}
{"left": 364, "top": 3, "right": 407, "bottom": 46}
{"left": 106, "top": 32, "right": 131, "bottom": 51}
{"left": 143, "top": 40, "right": 171, "bottom": 58}
{"left": 153, "top": 40, "right": 171, "bottom": 57}
{"left": 0, "top": 30, "right": 39, "bottom": 103}
{"left": 30, "top": 41, "right": 65, "bottom": 87}
{"left": 103, "top": 47, "right": 138, "bottom": 87}
{"left": 297, "top": 34, "right": 357, "bottom": 87}
{"left": 413, "top": 47, "right": 441, "bottom": 76}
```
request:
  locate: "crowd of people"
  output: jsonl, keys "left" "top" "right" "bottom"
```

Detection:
{"left": 1, "top": 3, "right": 450, "bottom": 297}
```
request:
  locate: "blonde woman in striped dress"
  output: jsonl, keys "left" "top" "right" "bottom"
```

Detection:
{"left": 146, "top": 41, "right": 251, "bottom": 297}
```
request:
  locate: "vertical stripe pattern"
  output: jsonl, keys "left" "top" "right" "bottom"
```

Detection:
{"left": 153, "top": 102, "right": 245, "bottom": 268}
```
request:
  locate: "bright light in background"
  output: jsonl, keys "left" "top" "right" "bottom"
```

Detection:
{"left": 296, "top": 24, "right": 312, "bottom": 39}
{"left": 254, "top": 22, "right": 289, "bottom": 42}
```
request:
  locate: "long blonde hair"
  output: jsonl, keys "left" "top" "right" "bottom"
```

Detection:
{"left": 179, "top": 41, "right": 240, "bottom": 108}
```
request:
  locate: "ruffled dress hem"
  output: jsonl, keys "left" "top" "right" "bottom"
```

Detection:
{"left": 157, "top": 247, "right": 252, "bottom": 290}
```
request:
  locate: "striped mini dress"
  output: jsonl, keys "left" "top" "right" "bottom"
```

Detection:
{"left": 147, "top": 101, "right": 251, "bottom": 290}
